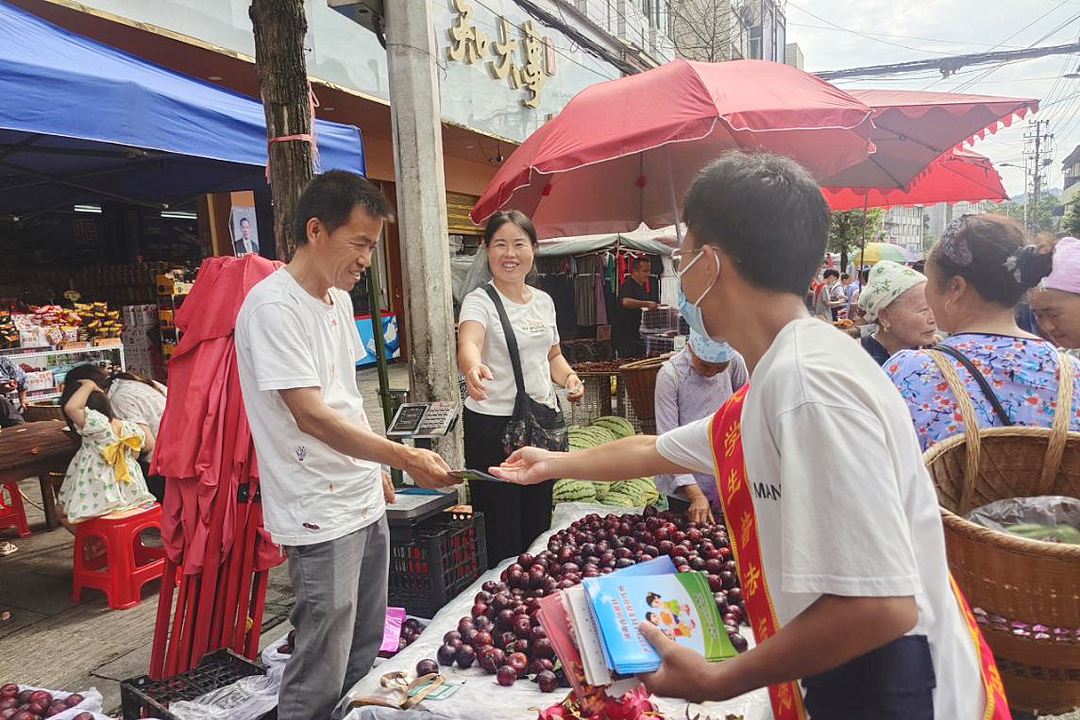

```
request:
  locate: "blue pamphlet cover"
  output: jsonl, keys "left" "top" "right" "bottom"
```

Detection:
{"left": 583, "top": 570, "right": 735, "bottom": 674}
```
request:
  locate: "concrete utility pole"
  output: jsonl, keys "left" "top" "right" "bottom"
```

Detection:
{"left": 1023, "top": 119, "right": 1053, "bottom": 231}
{"left": 384, "top": 0, "right": 464, "bottom": 468}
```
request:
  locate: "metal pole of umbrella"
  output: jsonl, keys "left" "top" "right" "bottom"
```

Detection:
{"left": 857, "top": 194, "right": 870, "bottom": 275}
{"left": 666, "top": 146, "right": 684, "bottom": 246}
{"left": 366, "top": 253, "right": 394, "bottom": 431}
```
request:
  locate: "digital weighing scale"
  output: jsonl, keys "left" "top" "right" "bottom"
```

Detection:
{"left": 384, "top": 401, "right": 463, "bottom": 525}
{"left": 386, "top": 401, "right": 459, "bottom": 441}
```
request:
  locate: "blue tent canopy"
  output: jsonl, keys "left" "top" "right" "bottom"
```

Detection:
{"left": 0, "top": 1, "right": 365, "bottom": 217}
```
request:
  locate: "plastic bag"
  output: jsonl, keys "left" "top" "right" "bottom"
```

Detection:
{"left": 168, "top": 664, "right": 282, "bottom": 720}
{"left": 380, "top": 607, "right": 407, "bottom": 653}
{"left": 966, "top": 496, "right": 1080, "bottom": 544}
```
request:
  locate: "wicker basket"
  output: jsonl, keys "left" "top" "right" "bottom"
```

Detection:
{"left": 24, "top": 401, "right": 64, "bottom": 422}
{"left": 618, "top": 354, "right": 672, "bottom": 422}
{"left": 923, "top": 349, "right": 1080, "bottom": 713}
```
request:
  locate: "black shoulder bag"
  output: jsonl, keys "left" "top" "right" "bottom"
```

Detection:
{"left": 484, "top": 285, "right": 569, "bottom": 454}
{"left": 932, "top": 343, "right": 1013, "bottom": 426}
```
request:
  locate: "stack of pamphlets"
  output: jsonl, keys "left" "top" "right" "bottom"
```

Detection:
{"left": 537, "top": 555, "right": 735, "bottom": 707}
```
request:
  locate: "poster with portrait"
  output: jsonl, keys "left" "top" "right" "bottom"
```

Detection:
{"left": 229, "top": 206, "right": 259, "bottom": 256}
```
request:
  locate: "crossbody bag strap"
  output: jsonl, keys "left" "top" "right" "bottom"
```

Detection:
{"left": 932, "top": 343, "right": 1014, "bottom": 427}
{"left": 483, "top": 285, "right": 529, "bottom": 407}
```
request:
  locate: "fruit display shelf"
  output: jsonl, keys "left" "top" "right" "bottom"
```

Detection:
{"left": 337, "top": 502, "right": 773, "bottom": 720}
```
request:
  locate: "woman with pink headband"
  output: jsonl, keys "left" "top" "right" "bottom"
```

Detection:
{"left": 1030, "top": 236, "right": 1080, "bottom": 355}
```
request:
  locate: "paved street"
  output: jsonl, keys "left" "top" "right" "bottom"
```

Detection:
{"left": 0, "top": 364, "right": 409, "bottom": 715}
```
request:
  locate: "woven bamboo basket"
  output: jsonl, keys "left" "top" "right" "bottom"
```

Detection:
{"left": 23, "top": 401, "right": 64, "bottom": 422}
{"left": 617, "top": 354, "right": 673, "bottom": 422}
{"left": 923, "top": 350, "right": 1080, "bottom": 713}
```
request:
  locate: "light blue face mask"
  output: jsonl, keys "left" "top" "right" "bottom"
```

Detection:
{"left": 676, "top": 249, "right": 719, "bottom": 340}
{"left": 688, "top": 329, "right": 734, "bottom": 363}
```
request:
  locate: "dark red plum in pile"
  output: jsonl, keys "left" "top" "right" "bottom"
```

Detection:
{"left": 0, "top": 686, "right": 97, "bottom": 720}
{"left": 433, "top": 507, "right": 748, "bottom": 692}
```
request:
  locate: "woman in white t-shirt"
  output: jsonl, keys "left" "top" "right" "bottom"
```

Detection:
{"left": 457, "top": 210, "right": 584, "bottom": 567}
{"left": 106, "top": 371, "right": 168, "bottom": 501}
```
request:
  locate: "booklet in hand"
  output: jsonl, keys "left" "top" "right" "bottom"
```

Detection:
{"left": 553, "top": 556, "right": 677, "bottom": 688}
{"left": 583, "top": 570, "right": 736, "bottom": 675}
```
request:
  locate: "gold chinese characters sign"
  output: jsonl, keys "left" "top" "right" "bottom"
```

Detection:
{"left": 447, "top": 0, "right": 556, "bottom": 108}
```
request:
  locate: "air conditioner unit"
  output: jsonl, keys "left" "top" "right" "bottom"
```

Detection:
{"left": 327, "top": 0, "right": 384, "bottom": 34}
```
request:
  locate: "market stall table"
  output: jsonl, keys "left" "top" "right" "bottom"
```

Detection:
{"left": 339, "top": 503, "right": 771, "bottom": 720}
{"left": 0, "top": 419, "right": 76, "bottom": 529}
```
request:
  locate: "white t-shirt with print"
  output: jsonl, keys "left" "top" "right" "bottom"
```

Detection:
{"left": 459, "top": 283, "right": 559, "bottom": 417}
{"left": 655, "top": 318, "right": 983, "bottom": 719}
{"left": 235, "top": 268, "right": 384, "bottom": 547}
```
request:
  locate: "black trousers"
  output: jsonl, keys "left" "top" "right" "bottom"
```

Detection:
{"left": 463, "top": 408, "right": 554, "bottom": 569}
{"left": 803, "top": 635, "right": 935, "bottom": 719}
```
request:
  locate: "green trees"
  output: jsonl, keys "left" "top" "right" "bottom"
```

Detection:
{"left": 828, "top": 208, "right": 884, "bottom": 268}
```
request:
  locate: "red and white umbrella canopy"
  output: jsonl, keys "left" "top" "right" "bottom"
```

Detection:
{"left": 823, "top": 148, "right": 1008, "bottom": 211}
{"left": 472, "top": 59, "right": 877, "bottom": 238}
{"left": 821, "top": 88, "right": 1037, "bottom": 191}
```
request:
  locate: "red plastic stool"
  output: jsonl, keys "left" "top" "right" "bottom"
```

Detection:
{"left": 72, "top": 503, "right": 166, "bottom": 609}
{"left": 0, "top": 482, "right": 31, "bottom": 538}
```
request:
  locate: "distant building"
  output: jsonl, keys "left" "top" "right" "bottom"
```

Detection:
{"left": 1062, "top": 144, "right": 1080, "bottom": 204}
{"left": 573, "top": 0, "right": 677, "bottom": 64}
{"left": 883, "top": 206, "right": 924, "bottom": 258}
{"left": 924, "top": 201, "right": 994, "bottom": 244}
{"left": 744, "top": 0, "right": 787, "bottom": 64}
{"left": 785, "top": 42, "right": 804, "bottom": 70}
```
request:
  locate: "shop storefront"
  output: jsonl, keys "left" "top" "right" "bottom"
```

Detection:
{"left": 7, "top": 0, "right": 667, "bottom": 360}
{"left": 0, "top": 2, "right": 365, "bottom": 398}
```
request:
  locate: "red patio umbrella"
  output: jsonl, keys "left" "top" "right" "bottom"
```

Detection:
{"left": 820, "top": 89, "right": 1037, "bottom": 190}
{"left": 823, "top": 148, "right": 1008, "bottom": 211}
{"left": 471, "top": 59, "right": 876, "bottom": 238}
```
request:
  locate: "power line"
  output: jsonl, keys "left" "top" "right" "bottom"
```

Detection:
{"left": 950, "top": 7, "right": 1080, "bottom": 92}
{"left": 814, "top": 41, "right": 1080, "bottom": 80}
{"left": 787, "top": 1, "right": 955, "bottom": 56}
{"left": 921, "top": 0, "right": 1073, "bottom": 90}
{"left": 786, "top": 21, "right": 1027, "bottom": 50}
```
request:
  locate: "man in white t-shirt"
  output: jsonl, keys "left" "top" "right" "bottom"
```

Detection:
{"left": 235, "top": 171, "right": 457, "bottom": 720}
{"left": 492, "top": 152, "right": 990, "bottom": 718}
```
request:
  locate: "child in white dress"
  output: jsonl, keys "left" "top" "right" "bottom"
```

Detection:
{"left": 58, "top": 377, "right": 155, "bottom": 525}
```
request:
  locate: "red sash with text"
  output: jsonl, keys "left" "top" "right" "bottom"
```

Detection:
{"left": 708, "top": 386, "right": 806, "bottom": 720}
{"left": 707, "top": 386, "right": 1010, "bottom": 720}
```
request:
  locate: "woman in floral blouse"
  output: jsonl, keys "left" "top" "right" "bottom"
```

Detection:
{"left": 886, "top": 214, "right": 1080, "bottom": 450}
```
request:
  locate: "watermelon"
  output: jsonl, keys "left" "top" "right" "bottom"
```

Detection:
{"left": 553, "top": 478, "right": 597, "bottom": 503}
{"left": 590, "top": 416, "right": 635, "bottom": 440}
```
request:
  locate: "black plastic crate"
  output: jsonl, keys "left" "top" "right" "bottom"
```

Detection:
{"left": 388, "top": 508, "right": 487, "bottom": 618}
{"left": 120, "top": 648, "right": 265, "bottom": 720}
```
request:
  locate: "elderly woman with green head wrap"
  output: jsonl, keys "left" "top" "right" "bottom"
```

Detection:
{"left": 857, "top": 260, "right": 938, "bottom": 365}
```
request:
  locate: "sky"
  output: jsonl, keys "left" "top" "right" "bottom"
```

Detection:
{"left": 788, "top": 0, "right": 1080, "bottom": 198}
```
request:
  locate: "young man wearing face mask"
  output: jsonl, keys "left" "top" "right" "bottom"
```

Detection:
{"left": 653, "top": 329, "right": 747, "bottom": 525}
{"left": 491, "top": 152, "right": 1005, "bottom": 720}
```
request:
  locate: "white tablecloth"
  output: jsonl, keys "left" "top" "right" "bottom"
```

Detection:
{"left": 338, "top": 503, "right": 772, "bottom": 720}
